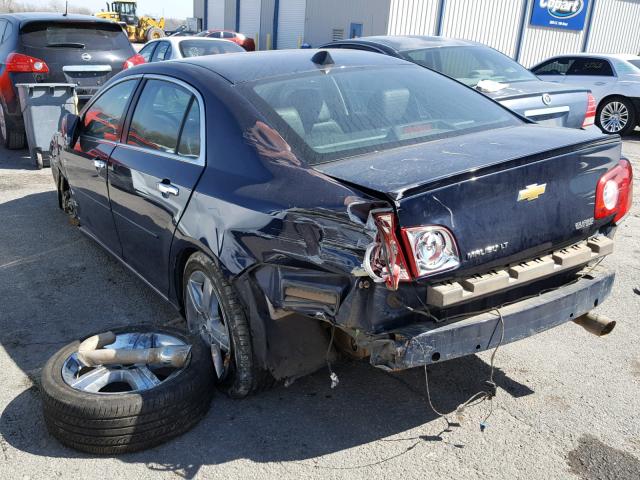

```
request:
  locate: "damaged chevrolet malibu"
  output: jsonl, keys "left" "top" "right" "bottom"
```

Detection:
{"left": 47, "top": 49, "right": 632, "bottom": 451}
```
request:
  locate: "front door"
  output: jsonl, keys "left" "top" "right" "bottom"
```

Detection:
{"left": 63, "top": 78, "right": 139, "bottom": 254}
{"left": 107, "top": 78, "right": 205, "bottom": 295}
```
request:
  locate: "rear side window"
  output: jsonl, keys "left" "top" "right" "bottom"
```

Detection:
{"left": 177, "top": 100, "right": 201, "bottom": 158}
{"left": 152, "top": 42, "right": 171, "bottom": 61}
{"left": 127, "top": 80, "right": 195, "bottom": 154}
{"left": 249, "top": 64, "right": 520, "bottom": 165}
{"left": 82, "top": 80, "right": 137, "bottom": 141}
{"left": 566, "top": 58, "right": 614, "bottom": 76}
{"left": 20, "top": 21, "right": 130, "bottom": 50}
{"left": 179, "top": 39, "right": 244, "bottom": 57}
{"left": 532, "top": 58, "right": 575, "bottom": 75}
{"left": 139, "top": 42, "right": 157, "bottom": 62}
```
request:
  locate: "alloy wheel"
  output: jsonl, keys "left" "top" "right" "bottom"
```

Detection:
{"left": 185, "top": 270, "right": 232, "bottom": 379}
{"left": 600, "top": 101, "right": 629, "bottom": 133}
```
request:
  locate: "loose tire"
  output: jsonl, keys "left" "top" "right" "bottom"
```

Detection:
{"left": 184, "top": 252, "right": 272, "bottom": 398}
{"left": 146, "top": 27, "right": 165, "bottom": 41}
{"left": 41, "top": 326, "right": 214, "bottom": 454}
{"left": 596, "top": 96, "right": 636, "bottom": 136}
{"left": 0, "top": 104, "right": 25, "bottom": 150}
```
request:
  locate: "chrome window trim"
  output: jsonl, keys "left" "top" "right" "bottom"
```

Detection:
{"left": 81, "top": 73, "right": 206, "bottom": 167}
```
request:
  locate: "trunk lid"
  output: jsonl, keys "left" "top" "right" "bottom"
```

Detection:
{"left": 315, "top": 125, "right": 621, "bottom": 278}
{"left": 484, "top": 80, "right": 589, "bottom": 129}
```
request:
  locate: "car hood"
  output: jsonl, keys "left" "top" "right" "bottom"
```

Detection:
{"left": 481, "top": 79, "right": 588, "bottom": 100}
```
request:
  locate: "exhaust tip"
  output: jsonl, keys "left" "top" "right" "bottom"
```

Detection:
{"left": 573, "top": 312, "right": 616, "bottom": 337}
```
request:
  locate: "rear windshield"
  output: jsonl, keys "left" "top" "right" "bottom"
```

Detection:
{"left": 403, "top": 46, "right": 537, "bottom": 87}
{"left": 20, "top": 21, "right": 130, "bottom": 50}
{"left": 628, "top": 59, "right": 640, "bottom": 70}
{"left": 248, "top": 65, "right": 521, "bottom": 165}
{"left": 179, "top": 39, "right": 243, "bottom": 57}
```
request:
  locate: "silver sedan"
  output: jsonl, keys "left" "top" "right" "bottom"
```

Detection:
{"left": 531, "top": 53, "right": 640, "bottom": 135}
{"left": 138, "top": 36, "right": 246, "bottom": 63}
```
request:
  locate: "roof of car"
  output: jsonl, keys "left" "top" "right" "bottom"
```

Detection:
{"left": 0, "top": 12, "right": 116, "bottom": 25}
{"left": 149, "top": 36, "right": 241, "bottom": 47}
{"left": 328, "top": 35, "right": 482, "bottom": 52}
{"left": 539, "top": 52, "right": 640, "bottom": 61}
{"left": 179, "top": 48, "right": 411, "bottom": 84}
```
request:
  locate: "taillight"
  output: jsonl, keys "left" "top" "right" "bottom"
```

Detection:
{"left": 363, "top": 212, "right": 411, "bottom": 290}
{"left": 582, "top": 93, "right": 596, "bottom": 128}
{"left": 401, "top": 226, "right": 460, "bottom": 278}
{"left": 6, "top": 52, "right": 49, "bottom": 73}
{"left": 123, "top": 53, "right": 145, "bottom": 69}
{"left": 595, "top": 159, "right": 633, "bottom": 224}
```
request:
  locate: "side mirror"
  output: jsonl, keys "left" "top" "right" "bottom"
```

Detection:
{"left": 61, "top": 113, "right": 80, "bottom": 148}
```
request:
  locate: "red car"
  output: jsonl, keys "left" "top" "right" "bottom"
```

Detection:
{"left": 196, "top": 30, "right": 255, "bottom": 51}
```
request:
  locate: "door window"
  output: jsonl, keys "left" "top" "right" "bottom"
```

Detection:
{"left": 139, "top": 42, "right": 157, "bottom": 62}
{"left": 566, "top": 58, "right": 614, "bottom": 76}
{"left": 177, "top": 99, "right": 201, "bottom": 158}
{"left": 127, "top": 79, "right": 195, "bottom": 154}
{"left": 82, "top": 79, "right": 137, "bottom": 141}
{"left": 152, "top": 41, "right": 171, "bottom": 61}
{"left": 222, "top": 31, "right": 235, "bottom": 38}
{"left": 532, "top": 58, "right": 575, "bottom": 76}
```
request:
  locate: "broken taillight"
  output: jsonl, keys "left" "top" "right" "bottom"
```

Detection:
{"left": 401, "top": 226, "right": 460, "bottom": 278}
{"left": 123, "top": 53, "right": 146, "bottom": 70}
{"left": 595, "top": 159, "right": 633, "bottom": 224}
{"left": 363, "top": 212, "right": 411, "bottom": 290}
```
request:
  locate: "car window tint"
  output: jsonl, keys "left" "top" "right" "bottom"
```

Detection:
{"left": 250, "top": 64, "right": 520, "bottom": 165}
{"left": 20, "top": 21, "right": 130, "bottom": 50}
{"left": 152, "top": 42, "right": 170, "bottom": 61}
{"left": 0, "top": 20, "right": 7, "bottom": 43}
{"left": 222, "top": 32, "right": 235, "bottom": 38}
{"left": 532, "top": 58, "right": 575, "bottom": 75}
{"left": 82, "top": 80, "right": 136, "bottom": 141}
{"left": 208, "top": 31, "right": 222, "bottom": 38}
{"left": 177, "top": 99, "right": 201, "bottom": 158}
{"left": 127, "top": 80, "right": 193, "bottom": 153}
{"left": 139, "top": 42, "right": 157, "bottom": 62}
{"left": 3, "top": 21, "right": 13, "bottom": 43}
{"left": 566, "top": 58, "right": 614, "bottom": 76}
{"left": 611, "top": 59, "right": 640, "bottom": 75}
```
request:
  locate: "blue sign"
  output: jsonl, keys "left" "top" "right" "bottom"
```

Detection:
{"left": 530, "top": 0, "right": 590, "bottom": 31}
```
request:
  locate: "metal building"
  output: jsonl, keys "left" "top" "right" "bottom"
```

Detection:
{"left": 193, "top": 0, "right": 640, "bottom": 66}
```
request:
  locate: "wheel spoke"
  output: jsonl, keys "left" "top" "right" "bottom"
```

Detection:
{"left": 187, "top": 278, "right": 205, "bottom": 315}
{"left": 71, "top": 366, "right": 112, "bottom": 392}
{"left": 124, "top": 367, "right": 162, "bottom": 391}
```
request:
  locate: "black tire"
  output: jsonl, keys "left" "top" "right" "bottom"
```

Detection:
{"left": 184, "top": 252, "right": 272, "bottom": 398}
{"left": 41, "top": 325, "right": 214, "bottom": 454}
{"left": 0, "top": 104, "right": 25, "bottom": 150}
{"left": 596, "top": 96, "right": 636, "bottom": 136}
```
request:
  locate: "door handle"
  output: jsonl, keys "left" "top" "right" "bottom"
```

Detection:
{"left": 93, "top": 159, "right": 106, "bottom": 170}
{"left": 157, "top": 181, "right": 179, "bottom": 196}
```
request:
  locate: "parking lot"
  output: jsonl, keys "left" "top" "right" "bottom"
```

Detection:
{"left": 0, "top": 131, "right": 639, "bottom": 479}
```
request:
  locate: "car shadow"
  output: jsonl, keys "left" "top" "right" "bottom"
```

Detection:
{"left": 0, "top": 191, "right": 534, "bottom": 479}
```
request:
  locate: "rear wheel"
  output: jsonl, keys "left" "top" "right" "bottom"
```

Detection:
{"left": 0, "top": 104, "right": 25, "bottom": 150}
{"left": 183, "top": 252, "right": 272, "bottom": 398}
{"left": 596, "top": 96, "right": 636, "bottom": 136}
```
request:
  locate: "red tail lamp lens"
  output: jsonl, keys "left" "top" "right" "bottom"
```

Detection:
{"left": 595, "top": 159, "right": 633, "bottom": 223}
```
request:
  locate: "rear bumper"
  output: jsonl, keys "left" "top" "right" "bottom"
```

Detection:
{"left": 365, "top": 266, "right": 615, "bottom": 370}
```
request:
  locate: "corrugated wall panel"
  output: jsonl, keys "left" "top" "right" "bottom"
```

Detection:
{"left": 259, "top": 0, "right": 275, "bottom": 49}
{"left": 208, "top": 0, "right": 226, "bottom": 29}
{"left": 239, "top": 0, "right": 262, "bottom": 39}
{"left": 387, "top": 0, "right": 439, "bottom": 35}
{"left": 278, "top": 0, "right": 307, "bottom": 49}
{"left": 519, "top": 25, "right": 586, "bottom": 67}
{"left": 587, "top": 0, "right": 640, "bottom": 53}
{"left": 440, "top": 0, "right": 525, "bottom": 57}
{"left": 304, "top": 0, "right": 391, "bottom": 47}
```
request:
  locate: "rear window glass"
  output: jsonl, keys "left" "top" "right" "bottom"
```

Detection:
{"left": 249, "top": 65, "right": 520, "bottom": 165}
{"left": 179, "top": 39, "right": 243, "bottom": 57}
{"left": 403, "top": 46, "right": 536, "bottom": 87}
{"left": 20, "top": 22, "right": 130, "bottom": 50}
{"left": 629, "top": 60, "right": 640, "bottom": 70}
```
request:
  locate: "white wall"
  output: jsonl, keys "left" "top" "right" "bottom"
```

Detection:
{"left": 387, "top": 0, "right": 440, "bottom": 35}
{"left": 240, "top": 0, "right": 263, "bottom": 39}
{"left": 278, "top": 0, "right": 307, "bottom": 49}
{"left": 587, "top": 0, "right": 640, "bottom": 54}
{"left": 208, "top": 0, "right": 226, "bottom": 29}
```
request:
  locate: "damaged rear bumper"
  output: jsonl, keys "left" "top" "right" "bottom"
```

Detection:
{"left": 365, "top": 266, "right": 615, "bottom": 370}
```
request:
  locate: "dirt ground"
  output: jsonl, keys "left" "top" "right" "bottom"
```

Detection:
{"left": 1, "top": 131, "right": 639, "bottom": 479}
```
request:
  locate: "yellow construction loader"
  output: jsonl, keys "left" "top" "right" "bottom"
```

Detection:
{"left": 96, "top": 1, "right": 165, "bottom": 43}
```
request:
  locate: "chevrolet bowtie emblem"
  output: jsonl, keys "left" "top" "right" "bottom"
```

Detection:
{"left": 517, "top": 183, "right": 547, "bottom": 202}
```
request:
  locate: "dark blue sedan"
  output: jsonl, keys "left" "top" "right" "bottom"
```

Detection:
{"left": 51, "top": 49, "right": 630, "bottom": 397}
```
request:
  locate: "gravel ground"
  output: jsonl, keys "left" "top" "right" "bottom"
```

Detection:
{"left": 0, "top": 131, "right": 639, "bottom": 480}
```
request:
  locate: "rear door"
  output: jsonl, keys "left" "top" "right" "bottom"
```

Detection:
{"left": 62, "top": 78, "right": 139, "bottom": 254}
{"left": 107, "top": 76, "right": 205, "bottom": 294}
{"left": 564, "top": 57, "right": 616, "bottom": 99}
{"left": 18, "top": 21, "right": 135, "bottom": 98}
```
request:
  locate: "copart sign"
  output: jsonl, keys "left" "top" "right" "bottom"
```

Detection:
{"left": 530, "top": 0, "right": 590, "bottom": 31}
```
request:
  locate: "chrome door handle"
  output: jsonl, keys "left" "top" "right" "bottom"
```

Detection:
{"left": 93, "top": 159, "right": 106, "bottom": 170}
{"left": 157, "top": 182, "right": 179, "bottom": 196}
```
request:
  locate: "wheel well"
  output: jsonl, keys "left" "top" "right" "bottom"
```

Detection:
{"left": 57, "top": 171, "right": 69, "bottom": 210}
{"left": 174, "top": 246, "right": 199, "bottom": 312}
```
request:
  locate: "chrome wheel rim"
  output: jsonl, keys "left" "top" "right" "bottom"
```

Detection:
{"left": 62, "top": 332, "right": 188, "bottom": 394}
{"left": 600, "top": 101, "right": 629, "bottom": 133}
{"left": 185, "top": 270, "right": 232, "bottom": 379}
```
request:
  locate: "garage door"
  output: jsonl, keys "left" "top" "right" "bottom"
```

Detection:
{"left": 277, "top": 0, "right": 306, "bottom": 50}
{"left": 239, "top": 0, "right": 262, "bottom": 39}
